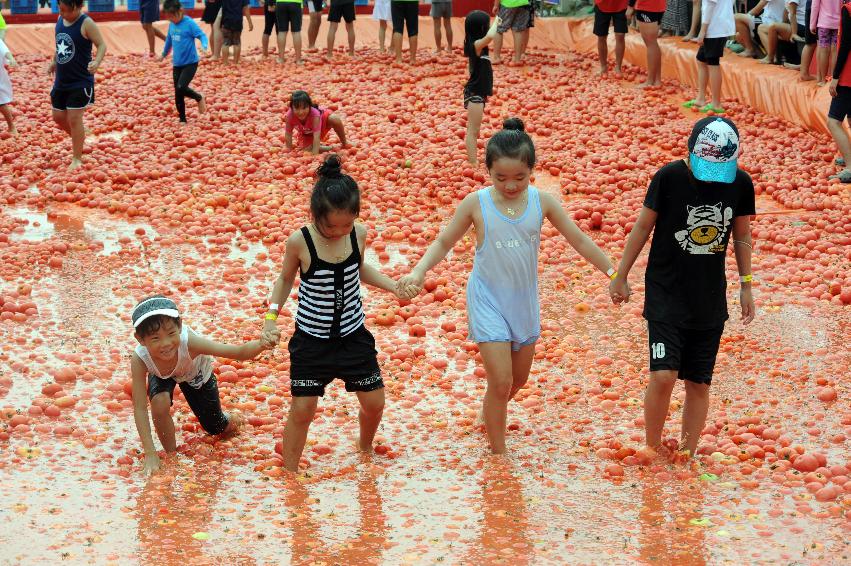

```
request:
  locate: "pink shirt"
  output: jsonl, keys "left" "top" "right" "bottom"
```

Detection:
{"left": 811, "top": 0, "right": 840, "bottom": 31}
{"left": 285, "top": 106, "right": 324, "bottom": 136}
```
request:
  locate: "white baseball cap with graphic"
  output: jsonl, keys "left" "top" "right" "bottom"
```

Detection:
{"left": 688, "top": 117, "right": 740, "bottom": 184}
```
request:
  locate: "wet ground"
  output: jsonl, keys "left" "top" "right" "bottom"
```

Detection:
{"left": 0, "top": 46, "right": 849, "bottom": 565}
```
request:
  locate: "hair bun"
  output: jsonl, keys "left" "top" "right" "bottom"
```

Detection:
{"left": 502, "top": 117, "right": 525, "bottom": 132}
{"left": 317, "top": 154, "right": 343, "bottom": 179}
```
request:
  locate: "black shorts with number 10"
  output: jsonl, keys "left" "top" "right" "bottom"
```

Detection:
{"left": 647, "top": 321, "right": 724, "bottom": 385}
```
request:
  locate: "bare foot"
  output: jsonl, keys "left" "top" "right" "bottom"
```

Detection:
{"left": 491, "top": 58, "right": 502, "bottom": 65}
{"left": 783, "top": 62, "right": 801, "bottom": 70}
{"left": 276, "top": 57, "right": 285, "bottom": 65}
{"left": 295, "top": 59, "right": 305, "bottom": 66}
{"left": 69, "top": 157, "right": 83, "bottom": 171}
{"left": 757, "top": 56, "right": 772, "bottom": 64}
{"left": 198, "top": 96, "right": 207, "bottom": 114}
{"left": 8, "top": 126, "right": 17, "bottom": 136}
{"left": 222, "top": 411, "right": 245, "bottom": 436}
{"left": 817, "top": 80, "right": 826, "bottom": 86}
{"left": 799, "top": 73, "right": 816, "bottom": 81}
{"left": 682, "top": 34, "right": 694, "bottom": 42}
{"left": 598, "top": 67, "right": 608, "bottom": 77}
{"left": 737, "top": 50, "right": 755, "bottom": 58}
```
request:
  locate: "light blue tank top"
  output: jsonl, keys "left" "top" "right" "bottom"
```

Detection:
{"left": 466, "top": 186, "right": 543, "bottom": 344}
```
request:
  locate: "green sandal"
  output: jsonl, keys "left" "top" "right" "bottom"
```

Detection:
{"left": 700, "top": 103, "right": 726, "bottom": 114}
{"left": 682, "top": 99, "right": 701, "bottom": 109}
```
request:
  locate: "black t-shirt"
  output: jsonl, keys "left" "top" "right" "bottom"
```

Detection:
{"left": 465, "top": 48, "right": 493, "bottom": 98}
{"left": 221, "top": 0, "right": 248, "bottom": 30}
{"left": 642, "top": 160, "right": 755, "bottom": 329}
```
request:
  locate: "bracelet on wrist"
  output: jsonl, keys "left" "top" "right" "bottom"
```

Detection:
{"left": 740, "top": 274, "right": 753, "bottom": 284}
{"left": 265, "top": 312, "right": 278, "bottom": 321}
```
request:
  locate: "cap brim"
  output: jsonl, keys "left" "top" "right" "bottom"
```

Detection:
{"left": 691, "top": 155, "right": 737, "bottom": 184}
{"left": 133, "top": 308, "right": 180, "bottom": 328}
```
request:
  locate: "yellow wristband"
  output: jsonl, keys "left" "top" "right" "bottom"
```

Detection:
{"left": 265, "top": 312, "right": 278, "bottom": 321}
{"left": 609, "top": 271, "right": 618, "bottom": 281}
{"left": 740, "top": 274, "right": 753, "bottom": 283}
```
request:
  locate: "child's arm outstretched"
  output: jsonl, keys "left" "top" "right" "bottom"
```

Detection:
{"left": 610, "top": 206, "right": 657, "bottom": 303}
{"left": 188, "top": 330, "right": 276, "bottom": 361}
{"left": 474, "top": 16, "right": 502, "bottom": 55}
{"left": 540, "top": 192, "right": 621, "bottom": 293}
{"left": 398, "top": 194, "right": 477, "bottom": 296}
{"left": 193, "top": 19, "right": 210, "bottom": 54}
{"left": 262, "top": 232, "right": 304, "bottom": 343}
{"left": 130, "top": 354, "right": 162, "bottom": 476}
{"left": 356, "top": 224, "right": 407, "bottom": 299}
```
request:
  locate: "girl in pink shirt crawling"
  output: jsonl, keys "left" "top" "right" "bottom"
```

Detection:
{"left": 285, "top": 90, "right": 349, "bottom": 154}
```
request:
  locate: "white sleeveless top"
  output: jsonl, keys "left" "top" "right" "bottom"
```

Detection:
{"left": 135, "top": 325, "right": 213, "bottom": 388}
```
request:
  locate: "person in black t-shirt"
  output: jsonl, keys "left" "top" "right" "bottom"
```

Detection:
{"left": 610, "top": 117, "right": 756, "bottom": 461}
{"left": 217, "top": 0, "right": 253, "bottom": 65}
{"left": 464, "top": 11, "right": 500, "bottom": 166}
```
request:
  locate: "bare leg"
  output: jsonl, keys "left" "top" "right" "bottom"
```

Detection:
{"left": 282, "top": 396, "right": 319, "bottom": 472}
{"left": 465, "top": 101, "right": 484, "bottom": 165}
{"left": 799, "top": 42, "right": 816, "bottom": 80}
{"left": 0, "top": 104, "right": 15, "bottom": 134}
{"left": 597, "top": 34, "right": 609, "bottom": 75}
{"left": 409, "top": 34, "right": 418, "bottom": 64}
{"left": 508, "top": 343, "right": 535, "bottom": 400}
{"left": 444, "top": 17, "right": 453, "bottom": 50}
{"left": 638, "top": 21, "right": 662, "bottom": 86}
{"left": 478, "top": 342, "right": 515, "bottom": 454}
{"left": 213, "top": 13, "right": 223, "bottom": 59}
{"left": 277, "top": 31, "right": 288, "bottom": 64}
{"left": 393, "top": 32, "right": 403, "bottom": 62}
{"left": 150, "top": 392, "right": 178, "bottom": 452}
{"left": 816, "top": 44, "right": 828, "bottom": 84}
{"left": 680, "top": 380, "right": 710, "bottom": 456}
{"left": 519, "top": 28, "right": 529, "bottom": 60}
{"left": 222, "top": 44, "right": 230, "bottom": 65}
{"left": 67, "top": 108, "right": 86, "bottom": 170}
{"left": 379, "top": 20, "right": 388, "bottom": 52}
{"left": 734, "top": 16, "right": 756, "bottom": 56}
{"left": 233, "top": 43, "right": 241, "bottom": 64}
{"left": 512, "top": 29, "right": 524, "bottom": 62}
{"left": 694, "top": 60, "right": 708, "bottom": 106}
{"left": 328, "top": 113, "right": 348, "bottom": 146}
{"left": 683, "top": 0, "right": 700, "bottom": 40}
{"left": 307, "top": 13, "right": 321, "bottom": 50}
{"left": 492, "top": 31, "right": 503, "bottom": 64}
{"left": 643, "top": 370, "right": 678, "bottom": 450}
{"left": 827, "top": 117, "right": 851, "bottom": 177}
{"left": 52, "top": 109, "right": 71, "bottom": 135}
{"left": 327, "top": 21, "right": 339, "bottom": 56}
{"left": 356, "top": 389, "right": 385, "bottom": 452}
{"left": 346, "top": 21, "right": 355, "bottom": 55}
{"left": 708, "top": 64, "right": 723, "bottom": 108}
{"left": 293, "top": 31, "right": 303, "bottom": 64}
{"left": 433, "top": 17, "right": 443, "bottom": 51}
{"left": 614, "top": 32, "right": 625, "bottom": 73}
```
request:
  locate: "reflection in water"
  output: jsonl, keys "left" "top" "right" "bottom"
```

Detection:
{"left": 638, "top": 479, "right": 708, "bottom": 566}
{"left": 135, "top": 458, "right": 223, "bottom": 564}
{"left": 468, "top": 457, "right": 533, "bottom": 565}
{"left": 285, "top": 471, "right": 388, "bottom": 565}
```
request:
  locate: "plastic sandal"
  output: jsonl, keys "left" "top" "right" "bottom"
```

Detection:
{"left": 836, "top": 157, "right": 845, "bottom": 166}
{"left": 682, "top": 99, "right": 700, "bottom": 109}
{"left": 829, "top": 169, "right": 851, "bottom": 183}
{"left": 700, "top": 104, "right": 726, "bottom": 114}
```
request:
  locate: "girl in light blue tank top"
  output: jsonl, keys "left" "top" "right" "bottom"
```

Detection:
{"left": 400, "top": 118, "right": 620, "bottom": 455}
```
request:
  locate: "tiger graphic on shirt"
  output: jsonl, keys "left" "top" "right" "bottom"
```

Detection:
{"left": 674, "top": 202, "right": 733, "bottom": 254}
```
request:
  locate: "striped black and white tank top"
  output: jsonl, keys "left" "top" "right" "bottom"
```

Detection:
{"left": 295, "top": 226, "right": 365, "bottom": 339}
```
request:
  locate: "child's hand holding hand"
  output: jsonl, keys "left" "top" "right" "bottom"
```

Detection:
{"left": 609, "top": 276, "right": 630, "bottom": 304}
{"left": 397, "top": 273, "right": 424, "bottom": 299}
{"left": 142, "top": 453, "right": 161, "bottom": 476}
{"left": 261, "top": 327, "right": 281, "bottom": 348}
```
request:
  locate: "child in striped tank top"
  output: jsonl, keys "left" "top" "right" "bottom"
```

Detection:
{"left": 400, "top": 118, "right": 623, "bottom": 455}
{"left": 263, "top": 154, "right": 407, "bottom": 472}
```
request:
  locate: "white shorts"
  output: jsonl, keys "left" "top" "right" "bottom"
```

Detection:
{"left": 372, "top": 0, "right": 391, "bottom": 21}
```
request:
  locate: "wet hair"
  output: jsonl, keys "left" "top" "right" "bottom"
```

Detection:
{"left": 162, "top": 0, "right": 182, "bottom": 14}
{"left": 58, "top": 0, "right": 84, "bottom": 8}
{"left": 290, "top": 90, "right": 319, "bottom": 110}
{"left": 133, "top": 294, "right": 182, "bottom": 338}
{"left": 310, "top": 154, "right": 360, "bottom": 229}
{"left": 485, "top": 117, "right": 537, "bottom": 169}
{"left": 464, "top": 10, "right": 490, "bottom": 58}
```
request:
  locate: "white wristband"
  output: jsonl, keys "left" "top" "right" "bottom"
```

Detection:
{"left": 269, "top": 303, "right": 279, "bottom": 312}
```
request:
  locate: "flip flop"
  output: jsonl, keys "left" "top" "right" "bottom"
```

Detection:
{"left": 700, "top": 103, "right": 725, "bottom": 114}
{"left": 682, "top": 99, "right": 701, "bottom": 109}
{"left": 829, "top": 169, "right": 851, "bottom": 183}
{"left": 835, "top": 157, "right": 845, "bottom": 166}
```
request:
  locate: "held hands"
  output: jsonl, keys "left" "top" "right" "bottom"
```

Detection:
{"left": 396, "top": 272, "right": 425, "bottom": 300}
{"left": 609, "top": 275, "right": 631, "bottom": 305}
{"left": 261, "top": 324, "right": 281, "bottom": 348}
{"left": 740, "top": 288, "right": 755, "bottom": 325}
{"left": 625, "top": 6, "right": 634, "bottom": 19}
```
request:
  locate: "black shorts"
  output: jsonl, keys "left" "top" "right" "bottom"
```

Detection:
{"left": 264, "top": 5, "right": 278, "bottom": 35}
{"left": 202, "top": 1, "right": 221, "bottom": 24}
{"left": 139, "top": 0, "right": 160, "bottom": 24}
{"left": 463, "top": 90, "right": 487, "bottom": 108}
{"left": 221, "top": 21, "right": 243, "bottom": 44}
{"left": 636, "top": 10, "right": 663, "bottom": 24}
{"left": 804, "top": 0, "right": 817, "bottom": 45}
{"left": 288, "top": 326, "right": 384, "bottom": 397}
{"left": 305, "top": 0, "right": 323, "bottom": 12}
{"left": 147, "top": 373, "right": 230, "bottom": 435}
{"left": 828, "top": 86, "right": 851, "bottom": 121}
{"left": 647, "top": 321, "right": 724, "bottom": 385}
{"left": 329, "top": 2, "right": 355, "bottom": 23}
{"left": 276, "top": 2, "right": 304, "bottom": 32}
{"left": 391, "top": 0, "right": 419, "bottom": 36}
{"left": 696, "top": 36, "right": 726, "bottom": 65}
{"left": 51, "top": 86, "right": 95, "bottom": 111}
{"left": 593, "top": 7, "right": 627, "bottom": 36}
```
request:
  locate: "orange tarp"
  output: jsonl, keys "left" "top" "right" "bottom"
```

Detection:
{"left": 2, "top": 16, "right": 831, "bottom": 133}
